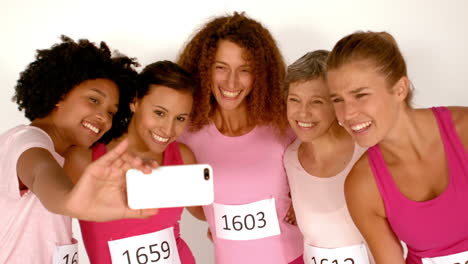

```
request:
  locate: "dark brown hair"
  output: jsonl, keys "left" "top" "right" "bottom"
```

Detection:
{"left": 327, "top": 31, "right": 412, "bottom": 104}
{"left": 177, "top": 12, "right": 288, "bottom": 134}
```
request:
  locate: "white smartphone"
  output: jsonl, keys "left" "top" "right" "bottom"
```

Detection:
{"left": 126, "top": 164, "right": 214, "bottom": 209}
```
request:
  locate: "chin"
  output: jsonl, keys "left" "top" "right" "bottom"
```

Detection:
{"left": 355, "top": 137, "right": 379, "bottom": 148}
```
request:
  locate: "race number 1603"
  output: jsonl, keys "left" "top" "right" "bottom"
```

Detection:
{"left": 221, "top": 212, "right": 266, "bottom": 231}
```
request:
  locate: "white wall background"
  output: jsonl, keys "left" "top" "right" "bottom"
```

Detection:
{"left": 1, "top": 0, "right": 467, "bottom": 263}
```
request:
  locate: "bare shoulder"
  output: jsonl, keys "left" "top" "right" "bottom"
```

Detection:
{"left": 63, "top": 146, "right": 92, "bottom": 183}
{"left": 178, "top": 142, "right": 197, "bottom": 165}
{"left": 345, "top": 152, "right": 373, "bottom": 194}
{"left": 447, "top": 106, "right": 468, "bottom": 149}
{"left": 345, "top": 152, "right": 385, "bottom": 217}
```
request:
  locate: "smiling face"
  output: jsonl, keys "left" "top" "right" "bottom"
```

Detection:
{"left": 287, "top": 78, "right": 336, "bottom": 142}
{"left": 327, "top": 61, "right": 407, "bottom": 147}
{"left": 129, "top": 85, "right": 193, "bottom": 154}
{"left": 53, "top": 78, "right": 119, "bottom": 147}
{"left": 211, "top": 40, "right": 254, "bottom": 111}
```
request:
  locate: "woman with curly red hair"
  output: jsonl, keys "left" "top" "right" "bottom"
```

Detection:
{"left": 178, "top": 12, "right": 303, "bottom": 263}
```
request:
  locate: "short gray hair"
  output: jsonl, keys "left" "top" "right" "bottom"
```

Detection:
{"left": 283, "top": 50, "right": 329, "bottom": 97}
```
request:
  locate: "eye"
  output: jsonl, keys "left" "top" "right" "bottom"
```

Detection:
{"left": 312, "top": 100, "right": 323, "bottom": 105}
{"left": 215, "top": 65, "right": 226, "bottom": 71}
{"left": 154, "top": 110, "right": 165, "bottom": 117}
{"left": 356, "top": 93, "right": 368, "bottom": 99}
{"left": 288, "top": 97, "right": 299, "bottom": 103}
{"left": 89, "top": 97, "right": 99, "bottom": 104}
{"left": 176, "top": 116, "right": 187, "bottom": 122}
{"left": 331, "top": 97, "right": 343, "bottom": 103}
{"left": 107, "top": 111, "right": 115, "bottom": 118}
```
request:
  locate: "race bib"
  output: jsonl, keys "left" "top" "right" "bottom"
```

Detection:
{"left": 53, "top": 243, "right": 78, "bottom": 264}
{"left": 213, "top": 198, "right": 281, "bottom": 240}
{"left": 422, "top": 251, "right": 468, "bottom": 264}
{"left": 108, "top": 227, "right": 181, "bottom": 264}
{"left": 304, "top": 243, "right": 370, "bottom": 264}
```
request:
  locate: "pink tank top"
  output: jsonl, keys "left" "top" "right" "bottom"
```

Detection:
{"left": 368, "top": 107, "right": 468, "bottom": 263}
{"left": 79, "top": 141, "right": 195, "bottom": 264}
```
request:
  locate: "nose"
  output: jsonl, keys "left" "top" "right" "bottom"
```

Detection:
{"left": 342, "top": 100, "right": 358, "bottom": 121}
{"left": 226, "top": 71, "right": 237, "bottom": 90}
{"left": 95, "top": 111, "right": 112, "bottom": 130}
{"left": 298, "top": 103, "right": 312, "bottom": 119}
{"left": 161, "top": 118, "right": 175, "bottom": 138}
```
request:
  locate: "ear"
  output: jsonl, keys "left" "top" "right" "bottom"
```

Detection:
{"left": 393, "top": 76, "right": 409, "bottom": 103}
{"left": 130, "top": 98, "right": 138, "bottom": 113}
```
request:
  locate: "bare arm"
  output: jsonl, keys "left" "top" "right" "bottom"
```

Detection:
{"left": 18, "top": 139, "right": 159, "bottom": 221}
{"left": 179, "top": 142, "right": 206, "bottom": 221}
{"left": 64, "top": 146, "right": 92, "bottom": 184}
{"left": 17, "top": 147, "right": 74, "bottom": 215}
{"left": 345, "top": 155, "right": 405, "bottom": 264}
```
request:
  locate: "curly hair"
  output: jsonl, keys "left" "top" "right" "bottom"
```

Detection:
{"left": 12, "top": 35, "right": 138, "bottom": 144}
{"left": 177, "top": 12, "right": 288, "bottom": 134}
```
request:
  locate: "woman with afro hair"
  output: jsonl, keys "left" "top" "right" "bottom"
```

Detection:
{"left": 0, "top": 36, "right": 158, "bottom": 263}
{"left": 177, "top": 12, "right": 304, "bottom": 263}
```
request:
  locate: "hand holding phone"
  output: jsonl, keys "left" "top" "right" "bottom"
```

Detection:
{"left": 126, "top": 164, "right": 214, "bottom": 209}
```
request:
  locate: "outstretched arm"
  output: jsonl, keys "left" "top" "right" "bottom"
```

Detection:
{"left": 18, "top": 139, "right": 158, "bottom": 221}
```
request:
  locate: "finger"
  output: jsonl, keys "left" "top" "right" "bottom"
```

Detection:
{"left": 120, "top": 153, "right": 155, "bottom": 174}
{"left": 143, "top": 159, "right": 159, "bottom": 169}
{"left": 98, "top": 139, "right": 129, "bottom": 165}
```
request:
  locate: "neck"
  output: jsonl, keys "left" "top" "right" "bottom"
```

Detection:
{"left": 378, "top": 107, "right": 429, "bottom": 161}
{"left": 212, "top": 104, "right": 255, "bottom": 136}
{"left": 301, "top": 121, "right": 353, "bottom": 158}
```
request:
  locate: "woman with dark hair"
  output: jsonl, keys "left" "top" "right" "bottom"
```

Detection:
{"left": 65, "top": 60, "right": 198, "bottom": 264}
{"left": 327, "top": 31, "right": 468, "bottom": 263}
{"left": 0, "top": 36, "right": 157, "bottom": 263}
{"left": 178, "top": 12, "right": 303, "bottom": 264}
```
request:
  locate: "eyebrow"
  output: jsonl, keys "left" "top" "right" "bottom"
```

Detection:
{"left": 91, "top": 88, "right": 119, "bottom": 109}
{"left": 350, "top": 87, "right": 369, "bottom": 94}
{"left": 153, "top": 105, "right": 169, "bottom": 112}
{"left": 91, "top": 88, "right": 106, "bottom": 97}
{"left": 214, "top": 61, "right": 251, "bottom": 67}
{"left": 329, "top": 87, "right": 368, "bottom": 98}
{"left": 154, "top": 105, "right": 190, "bottom": 116}
{"left": 288, "top": 92, "right": 325, "bottom": 99}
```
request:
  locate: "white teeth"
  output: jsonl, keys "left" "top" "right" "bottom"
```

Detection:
{"left": 221, "top": 89, "right": 241, "bottom": 98}
{"left": 152, "top": 132, "right": 169, "bottom": 143}
{"left": 297, "top": 121, "right": 313, "bottom": 128}
{"left": 350, "top": 121, "right": 372, "bottom": 131}
{"left": 83, "top": 122, "right": 99, "bottom": 134}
